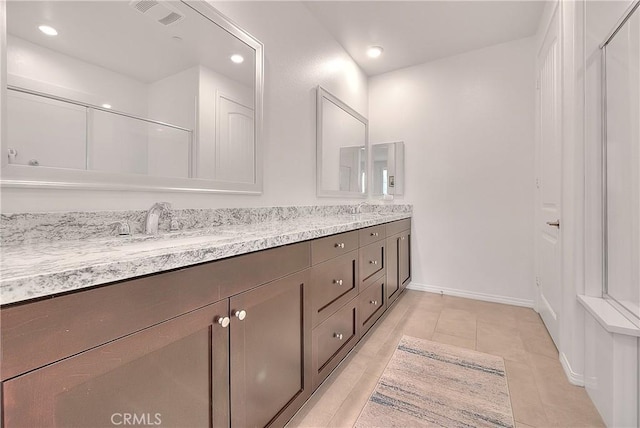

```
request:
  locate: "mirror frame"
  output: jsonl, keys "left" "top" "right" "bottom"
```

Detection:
{"left": 0, "top": 0, "right": 264, "bottom": 194}
{"left": 316, "top": 86, "right": 368, "bottom": 198}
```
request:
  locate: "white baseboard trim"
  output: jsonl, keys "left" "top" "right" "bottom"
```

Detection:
{"left": 560, "top": 352, "right": 585, "bottom": 386}
{"left": 406, "top": 282, "right": 535, "bottom": 308}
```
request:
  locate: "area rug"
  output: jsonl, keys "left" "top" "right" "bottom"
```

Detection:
{"left": 355, "top": 336, "right": 514, "bottom": 428}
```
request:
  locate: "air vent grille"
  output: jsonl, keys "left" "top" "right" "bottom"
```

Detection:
{"left": 133, "top": 0, "right": 158, "bottom": 13}
{"left": 158, "top": 12, "right": 183, "bottom": 26}
{"left": 128, "top": 0, "right": 185, "bottom": 27}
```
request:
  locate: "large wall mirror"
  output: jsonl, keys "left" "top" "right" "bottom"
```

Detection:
{"left": 601, "top": 0, "right": 640, "bottom": 323}
{"left": 316, "top": 86, "right": 367, "bottom": 198}
{"left": 1, "top": 0, "right": 263, "bottom": 193}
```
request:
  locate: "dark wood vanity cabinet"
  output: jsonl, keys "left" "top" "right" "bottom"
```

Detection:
{"left": 3, "top": 299, "right": 230, "bottom": 428}
{"left": 1, "top": 218, "right": 411, "bottom": 427}
{"left": 1, "top": 242, "right": 311, "bottom": 428}
{"left": 385, "top": 219, "right": 412, "bottom": 306}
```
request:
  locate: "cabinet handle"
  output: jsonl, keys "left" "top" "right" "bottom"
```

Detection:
{"left": 216, "top": 316, "right": 230, "bottom": 328}
{"left": 335, "top": 242, "right": 345, "bottom": 249}
{"left": 370, "top": 300, "right": 378, "bottom": 305}
{"left": 370, "top": 232, "right": 379, "bottom": 237}
{"left": 333, "top": 332, "right": 344, "bottom": 340}
{"left": 369, "top": 260, "right": 378, "bottom": 265}
{"left": 233, "top": 309, "right": 247, "bottom": 321}
{"left": 401, "top": 236, "right": 405, "bottom": 240}
{"left": 333, "top": 279, "right": 343, "bottom": 286}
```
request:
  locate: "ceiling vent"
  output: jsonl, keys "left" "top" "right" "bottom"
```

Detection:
{"left": 129, "top": 1, "right": 185, "bottom": 26}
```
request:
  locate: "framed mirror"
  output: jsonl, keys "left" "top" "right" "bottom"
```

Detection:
{"left": 316, "top": 86, "right": 367, "bottom": 198}
{"left": 601, "top": 0, "right": 640, "bottom": 322}
{"left": 371, "top": 141, "right": 404, "bottom": 197}
{"left": 1, "top": 0, "right": 263, "bottom": 193}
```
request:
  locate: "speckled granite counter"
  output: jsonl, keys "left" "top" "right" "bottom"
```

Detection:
{"left": 1, "top": 208, "right": 411, "bottom": 305}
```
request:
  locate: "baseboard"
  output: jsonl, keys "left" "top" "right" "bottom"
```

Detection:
{"left": 406, "top": 282, "right": 535, "bottom": 308}
{"left": 560, "top": 352, "right": 585, "bottom": 386}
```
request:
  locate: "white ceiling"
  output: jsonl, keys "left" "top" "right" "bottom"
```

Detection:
{"left": 305, "top": 1, "right": 546, "bottom": 76}
{"left": 6, "top": 1, "right": 254, "bottom": 85}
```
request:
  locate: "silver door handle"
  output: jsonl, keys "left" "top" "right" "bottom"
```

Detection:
{"left": 333, "top": 279, "right": 343, "bottom": 286}
{"left": 546, "top": 220, "right": 560, "bottom": 228}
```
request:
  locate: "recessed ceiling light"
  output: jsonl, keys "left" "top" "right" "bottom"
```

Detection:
{"left": 367, "top": 46, "right": 384, "bottom": 59}
{"left": 230, "top": 54, "right": 244, "bottom": 64}
{"left": 101, "top": 103, "right": 112, "bottom": 109}
{"left": 38, "top": 25, "right": 58, "bottom": 36}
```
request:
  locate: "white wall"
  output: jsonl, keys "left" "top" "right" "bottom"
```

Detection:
{"left": 369, "top": 37, "right": 536, "bottom": 305}
{"left": 0, "top": 1, "right": 368, "bottom": 213}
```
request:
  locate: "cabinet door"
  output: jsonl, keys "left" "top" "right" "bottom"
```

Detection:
{"left": 399, "top": 231, "right": 411, "bottom": 289}
{"left": 2, "top": 300, "right": 229, "bottom": 428}
{"left": 229, "top": 270, "right": 312, "bottom": 428}
{"left": 386, "top": 234, "right": 401, "bottom": 305}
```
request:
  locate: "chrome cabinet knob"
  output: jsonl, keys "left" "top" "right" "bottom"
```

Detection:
{"left": 217, "top": 316, "right": 230, "bottom": 328}
{"left": 334, "top": 332, "right": 344, "bottom": 340}
{"left": 370, "top": 300, "right": 378, "bottom": 305}
{"left": 335, "top": 242, "right": 345, "bottom": 249}
{"left": 369, "top": 260, "right": 378, "bottom": 265}
{"left": 401, "top": 236, "right": 405, "bottom": 240}
{"left": 370, "top": 232, "right": 379, "bottom": 237}
{"left": 233, "top": 309, "right": 247, "bottom": 321}
{"left": 333, "top": 279, "right": 343, "bottom": 286}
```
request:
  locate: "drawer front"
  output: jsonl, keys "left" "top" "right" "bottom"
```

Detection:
{"left": 358, "top": 275, "right": 385, "bottom": 335}
{"left": 359, "top": 241, "right": 385, "bottom": 288}
{"left": 358, "top": 225, "right": 386, "bottom": 247}
{"left": 386, "top": 218, "right": 411, "bottom": 236}
{"left": 312, "top": 299, "right": 358, "bottom": 388}
{"left": 311, "top": 251, "right": 358, "bottom": 327}
{"left": 311, "top": 231, "right": 359, "bottom": 265}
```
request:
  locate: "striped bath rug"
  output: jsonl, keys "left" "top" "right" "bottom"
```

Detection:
{"left": 355, "top": 336, "right": 514, "bottom": 427}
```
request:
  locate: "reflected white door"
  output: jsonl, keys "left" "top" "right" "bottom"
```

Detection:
{"left": 216, "top": 94, "right": 254, "bottom": 183}
{"left": 535, "top": 6, "right": 562, "bottom": 347}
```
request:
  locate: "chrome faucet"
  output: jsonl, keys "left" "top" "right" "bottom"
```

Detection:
{"left": 145, "top": 202, "right": 171, "bottom": 235}
{"left": 355, "top": 201, "right": 371, "bottom": 214}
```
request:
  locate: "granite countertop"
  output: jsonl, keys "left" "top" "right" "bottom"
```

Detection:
{"left": 0, "top": 211, "right": 411, "bottom": 305}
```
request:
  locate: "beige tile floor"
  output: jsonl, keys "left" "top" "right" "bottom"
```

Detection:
{"left": 287, "top": 290, "right": 605, "bottom": 428}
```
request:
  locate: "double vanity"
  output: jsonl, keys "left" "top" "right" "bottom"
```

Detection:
{"left": 0, "top": 205, "right": 412, "bottom": 427}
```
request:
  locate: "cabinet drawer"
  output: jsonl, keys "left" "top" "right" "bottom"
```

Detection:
{"left": 311, "top": 251, "right": 358, "bottom": 327}
{"left": 311, "top": 231, "right": 359, "bottom": 265}
{"left": 359, "top": 241, "right": 385, "bottom": 288}
{"left": 386, "top": 218, "right": 411, "bottom": 236}
{"left": 358, "top": 225, "right": 386, "bottom": 247}
{"left": 358, "top": 275, "right": 386, "bottom": 336}
{"left": 312, "top": 299, "right": 358, "bottom": 388}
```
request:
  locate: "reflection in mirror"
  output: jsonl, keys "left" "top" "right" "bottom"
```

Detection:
{"left": 3, "top": 0, "right": 263, "bottom": 192}
{"left": 372, "top": 142, "right": 405, "bottom": 197}
{"left": 316, "top": 86, "right": 367, "bottom": 197}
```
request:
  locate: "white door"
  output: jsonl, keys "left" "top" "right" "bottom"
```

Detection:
{"left": 216, "top": 94, "right": 255, "bottom": 183}
{"left": 535, "top": 5, "right": 562, "bottom": 347}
